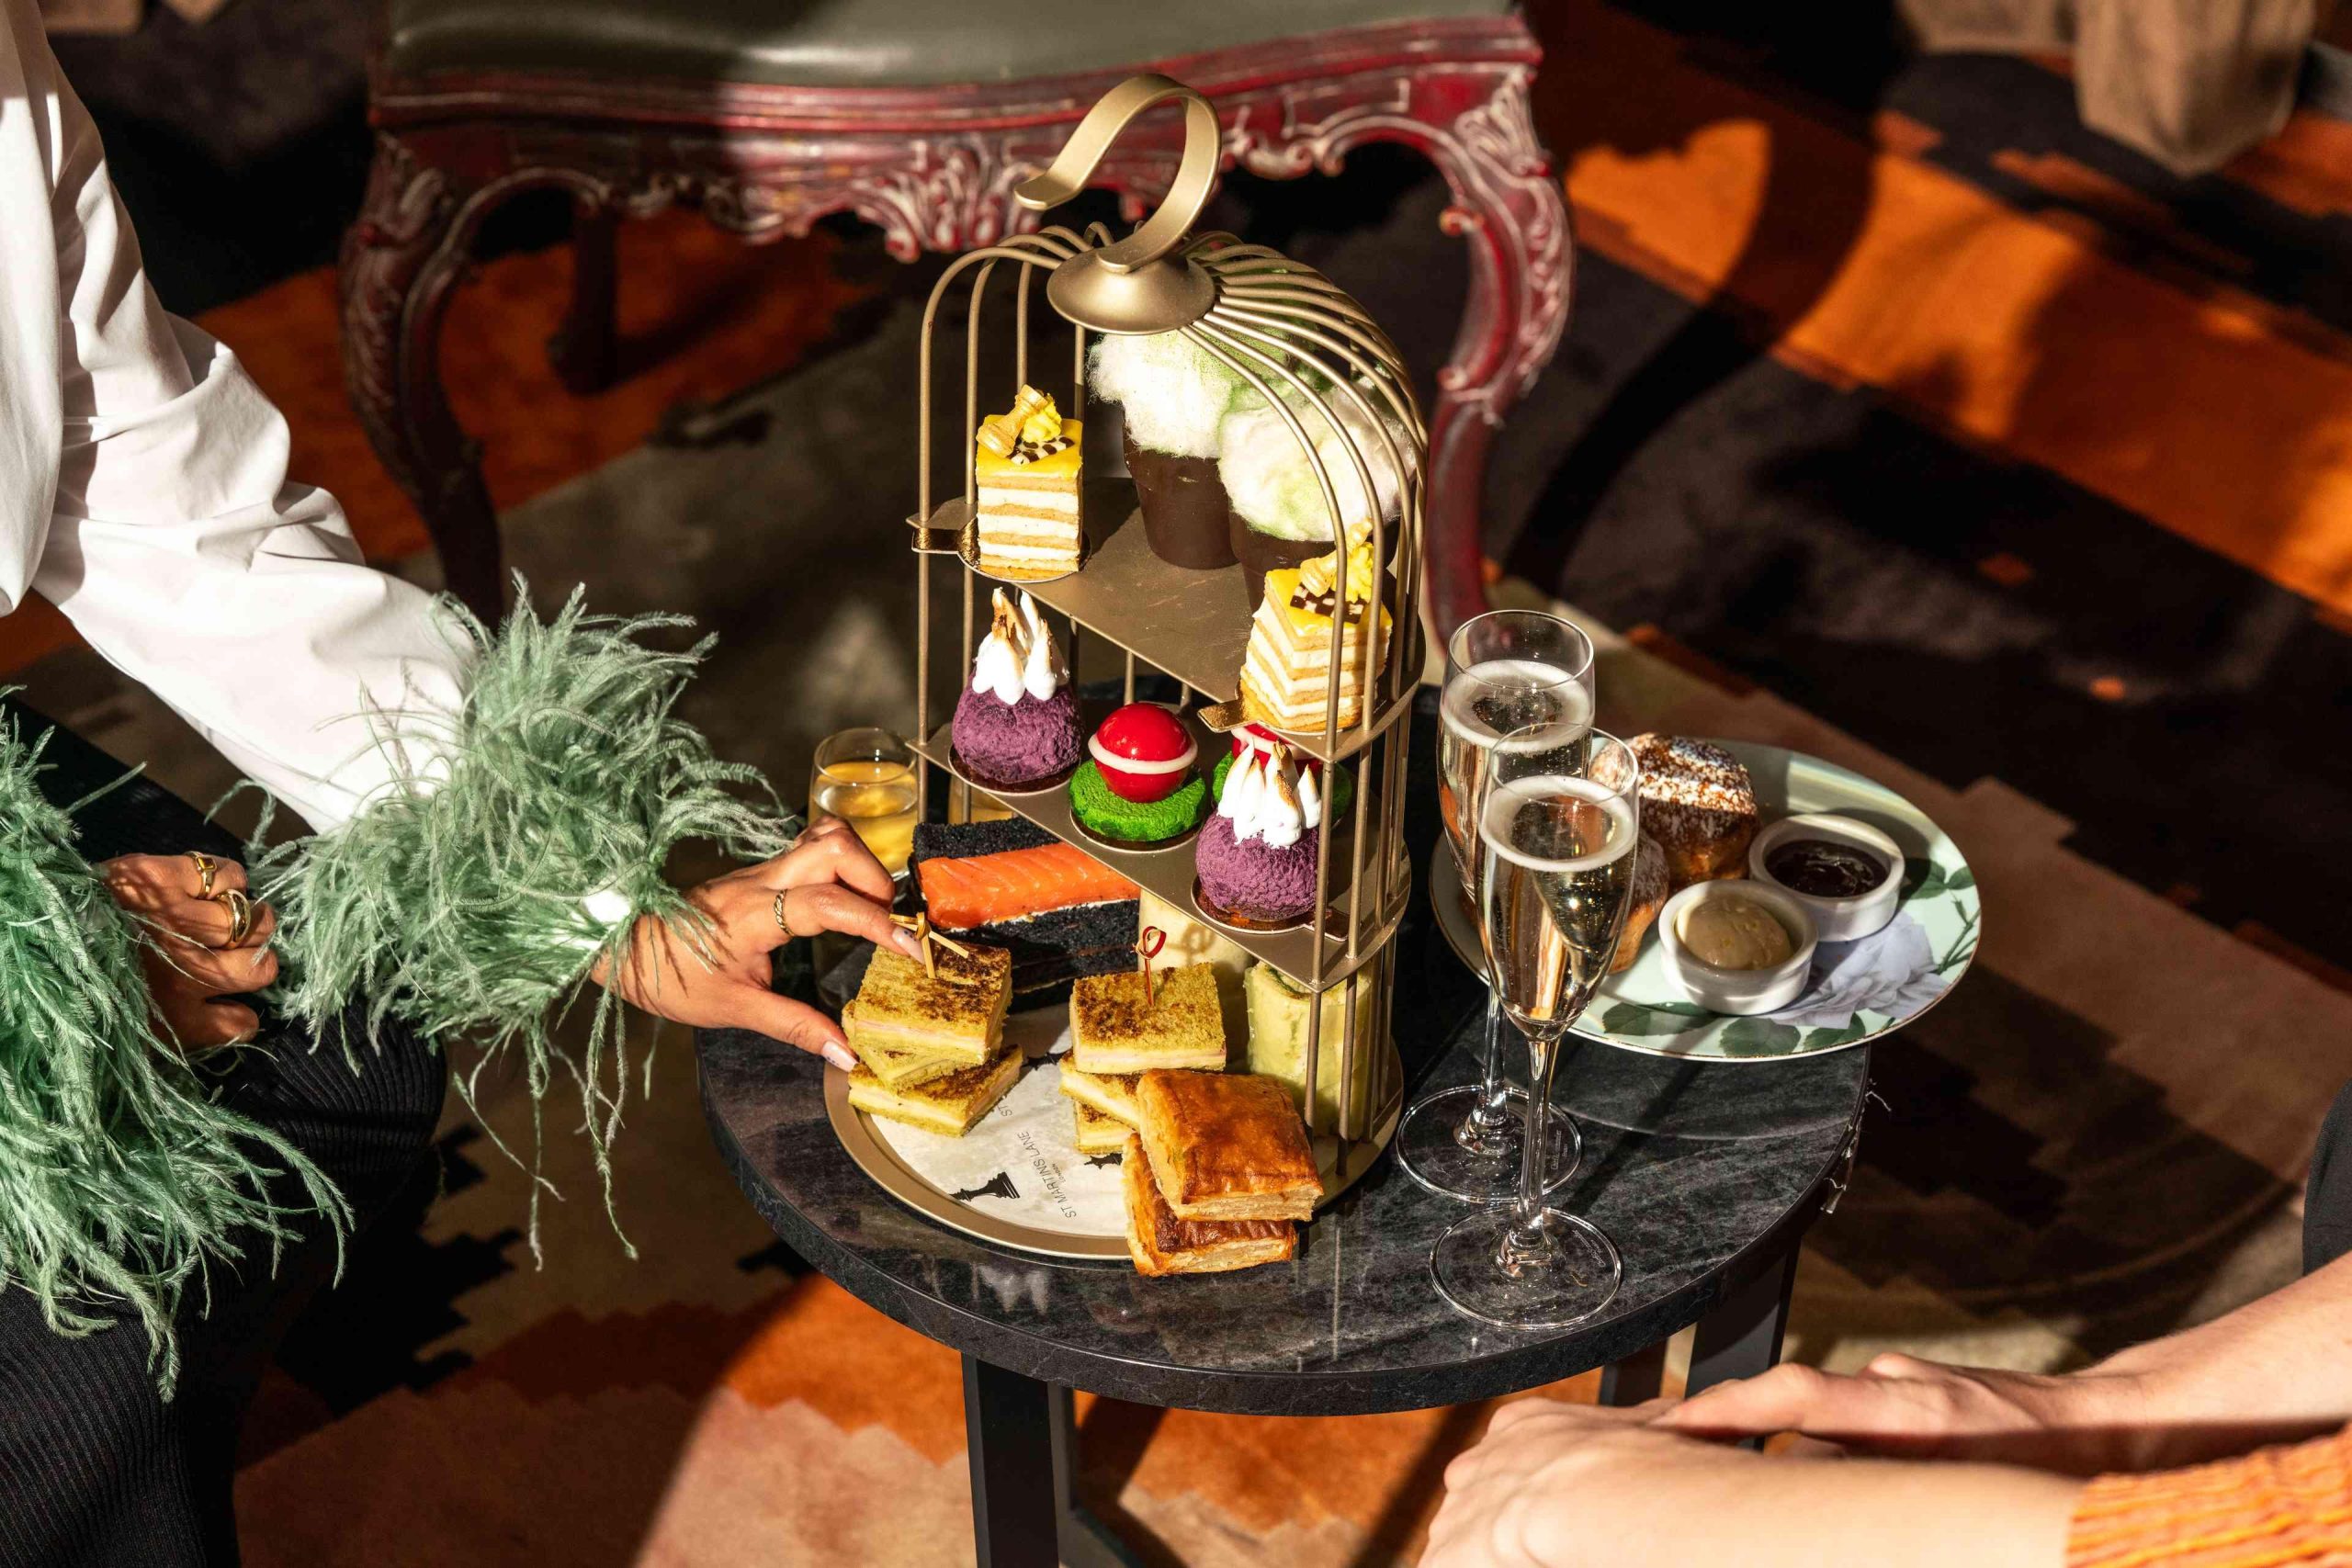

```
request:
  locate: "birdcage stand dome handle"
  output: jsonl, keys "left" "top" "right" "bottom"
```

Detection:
{"left": 1015, "top": 73, "right": 1222, "bottom": 333}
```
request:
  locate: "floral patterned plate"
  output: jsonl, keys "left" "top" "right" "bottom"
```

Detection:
{"left": 1432, "top": 740, "right": 1979, "bottom": 1062}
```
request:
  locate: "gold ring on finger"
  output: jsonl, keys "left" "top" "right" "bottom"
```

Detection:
{"left": 187, "top": 852, "right": 218, "bottom": 898}
{"left": 210, "top": 888, "right": 254, "bottom": 949}
{"left": 773, "top": 891, "right": 798, "bottom": 941}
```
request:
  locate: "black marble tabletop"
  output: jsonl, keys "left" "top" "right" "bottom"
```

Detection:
{"left": 699, "top": 691, "right": 1870, "bottom": 1415}
{"left": 700, "top": 928, "right": 1868, "bottom": 1416}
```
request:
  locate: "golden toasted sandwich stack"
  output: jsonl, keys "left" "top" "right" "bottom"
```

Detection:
{"left": 1069, "top": 965, "right": 1227, "bottom": 1075}
{"left": 1071, "top": 1101, "right": 1129, "bottom": 1156}
{"left": 1120, "top": 1134, "right": 1298, "bottom": 1277}
{"left": 851, "top": 1053, "right": 1025, "bottom": 1137}
{"left": 1057, "top": 1063, "right": 1143, "bottom": 1126}
{"left": 843, "top": 942, "right": 1020, "bottom": 1135}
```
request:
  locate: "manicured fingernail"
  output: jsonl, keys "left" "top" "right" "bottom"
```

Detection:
{"left": 823, "top": 1043, "right": 856, "bottom": 1071}
{"left": 893, "top": 931, "right": 924, "bottom": 957}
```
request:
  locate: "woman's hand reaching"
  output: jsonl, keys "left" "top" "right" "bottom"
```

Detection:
{"left": 1661, "top": 1355, "right": 2148, "bottom": 1475}
{"left": 595, "top": 815, "right": 921, "bottom": 1069}
{"left": 98, "top": 852, "right": 278, "bottom": 1052}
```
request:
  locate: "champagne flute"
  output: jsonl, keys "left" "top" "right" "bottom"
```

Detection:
{"left": 1395, "top": 611, "right": 1595, "bottom": 1203}
{"left": 1430, "top": 728, "right": 1635, "bottom": 1328}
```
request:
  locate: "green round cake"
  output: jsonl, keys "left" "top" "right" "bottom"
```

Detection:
{"left": 1209, "top": 750, "right": 1352, "bottom": 819}
{"left": 1069, "top": 761, "right": 1209, "bottom": 846}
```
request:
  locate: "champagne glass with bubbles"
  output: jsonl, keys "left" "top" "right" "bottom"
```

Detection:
{"left": 1396, "top": 611, "right": 1594, "bottom": 1203}
{"left": 1430, "top": 728, "right": 1636, "bottom": 1328}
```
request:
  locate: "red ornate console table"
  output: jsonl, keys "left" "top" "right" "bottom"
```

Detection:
{"left": 341, "top": 12, "right": 1571, "bottom": 635}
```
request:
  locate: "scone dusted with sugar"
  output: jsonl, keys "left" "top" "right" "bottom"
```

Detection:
{"left": 1625, "top": 735, "right": 1758, "bottom": 889}
{"left": 1238, "top": 525, "right": 1390, "bottom": 735}
{"left": 1135, "top": 1070, "right": 1320, "bottom": 1223}
{"left": 1069, "top": 964, "right": 1227, "bottom": 1075}
{"left": 1121, "top": 1134, "right": 1297, "bottom": 1276}
{"left": 974, "top": 384, "right": 1082, "bottom": 579}
{"left": 844, "top": 942, "right": 1013, "bottom": 1069}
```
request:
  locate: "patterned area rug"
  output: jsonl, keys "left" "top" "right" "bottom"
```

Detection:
{"left": 11, "top": 1, "right": 2352, "bottom": 1560}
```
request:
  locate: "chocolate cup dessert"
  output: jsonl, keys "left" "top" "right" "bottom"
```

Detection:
{"left": 1123, "top": 429, "right": 1236, "bottom": 570}
{"left": 1231, "top": 518, "right": 1401, "bottom": 614}
{"left": 1229, "top": 519, "right": 1331, "bottom": 608}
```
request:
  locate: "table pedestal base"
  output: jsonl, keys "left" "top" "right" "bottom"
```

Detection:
{"left": 959, "top": 1241, "right": 1805, "bottom": 1565}
{"left": 962, "top": 1357, "right": 1140, "bottom": 1568}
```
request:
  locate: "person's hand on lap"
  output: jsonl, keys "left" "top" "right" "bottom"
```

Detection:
{"left": 99, "top": 852, "right": 277, "bottom": 1052}
{"left": 596, "top": 815, "right": 921, "bottom": 1070}
{"left": 1424, "top": 1398, "right": 1732, "bottom": 1568}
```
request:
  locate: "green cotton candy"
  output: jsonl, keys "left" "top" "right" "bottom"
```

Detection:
{"left": 255, "top": 585, "right": 798, "bottom": 1259}
{"left": 0, "top": 705, "right": 346, "bottom": 1395}
{"left": 1089, "top": 331, "right": 1253, "bottom": 459}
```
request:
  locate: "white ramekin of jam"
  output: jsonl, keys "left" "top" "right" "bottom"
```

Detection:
{"left": 1747, "top": 813, "right": 1905, "bottom": 943}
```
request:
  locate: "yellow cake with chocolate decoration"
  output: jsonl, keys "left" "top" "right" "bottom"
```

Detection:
{"left": 974, "top": 385, "right": 1083, "bottom": 578}
{"left": 1238, "top": 526, "right": 1390, "bottom": 734}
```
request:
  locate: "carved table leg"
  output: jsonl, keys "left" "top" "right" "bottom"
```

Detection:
{"left": 1419, "top": 70, "right": 1574, "bottom": 640}
{"left": 549, "top": 203, "right": 620, "bottom": 397}
{"left": 338, "top": 132, "right": 507, "bottom": 621}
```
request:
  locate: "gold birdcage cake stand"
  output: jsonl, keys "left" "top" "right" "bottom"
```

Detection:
{"left": 899, "top": 74, "right": 1428, "bottom": 1203}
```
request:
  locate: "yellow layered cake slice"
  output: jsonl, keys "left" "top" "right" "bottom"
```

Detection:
{"left": 974, "top": 385, "right": 1082, "bottom": 579}
{"left": 1238, "top": 533, "right": 1390, "bottom": 734}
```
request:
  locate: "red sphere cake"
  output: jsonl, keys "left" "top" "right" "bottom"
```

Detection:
{"left": 1067, "top": 703, "right": 1209, "bottom": 846}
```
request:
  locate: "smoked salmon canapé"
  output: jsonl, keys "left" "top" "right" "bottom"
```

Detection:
{"left": 916, "top": 841, "right": 1140, "bottom": 931}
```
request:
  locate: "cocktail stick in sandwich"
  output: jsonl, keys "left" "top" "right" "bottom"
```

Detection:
{"left": 845, "top": 942, "right": 1012, "bottom": 1069}
{"left": 1136, "top": 1070, "right": 1321, "bottom": 1223}
{"left": 1069, "top": 964, "right": 1227, "bottom": 1075}
{"left": 1121, "top": 1134, "right": 1297, "bottom": 1276}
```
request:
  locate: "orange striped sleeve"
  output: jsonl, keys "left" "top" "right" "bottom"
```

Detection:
{"left": 2068, "top": 1427, "right": 2352, "bottom": 1567}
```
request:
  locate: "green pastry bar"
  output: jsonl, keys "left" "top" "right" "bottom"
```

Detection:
{"left": 1244, "top": 962, "right": 1381, "bottom": 1130}
{"left": 1068, "top": 761, "right": 1209, "bottom": 845}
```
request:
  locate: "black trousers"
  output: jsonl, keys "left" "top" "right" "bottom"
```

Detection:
{"left": 2305, "top": 1079, "right": 2352, "bottom": 1277}
{"left": 0, "top": 1016, "right": 444, "bottom": 1568}
{"left": 0, "top": 703, "right": 448, "bottom": 1566}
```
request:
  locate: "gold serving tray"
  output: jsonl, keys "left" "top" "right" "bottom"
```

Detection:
{"left": 822, "top": 1037, "right": 1406, "bottom": 1263}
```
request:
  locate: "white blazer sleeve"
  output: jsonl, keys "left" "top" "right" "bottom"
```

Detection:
{"left": 2, "top": 2, "right": 465, "bottom": 832}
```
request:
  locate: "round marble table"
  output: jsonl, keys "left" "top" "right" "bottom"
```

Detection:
{"left": 699, "top": 909, "right": 1870, "bottom": 1568}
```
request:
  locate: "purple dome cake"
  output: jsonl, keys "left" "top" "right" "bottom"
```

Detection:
{"left": 1194, "top": 739, "right": 1322, "bottom": 928}
{"left": 952, "top": 590, "right": 1082, "bottom": 790}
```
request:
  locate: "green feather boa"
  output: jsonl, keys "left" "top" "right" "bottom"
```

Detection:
{"left": 0, "top": 708, "right": 345, "bottom": 1393}
{"left": 258, "top": 588, "right": 798, "bottom": 1254}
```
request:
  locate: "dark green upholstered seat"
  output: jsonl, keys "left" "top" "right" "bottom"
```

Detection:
{"left": 381, "top": 0, "right": 1516, "bottom": 85}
